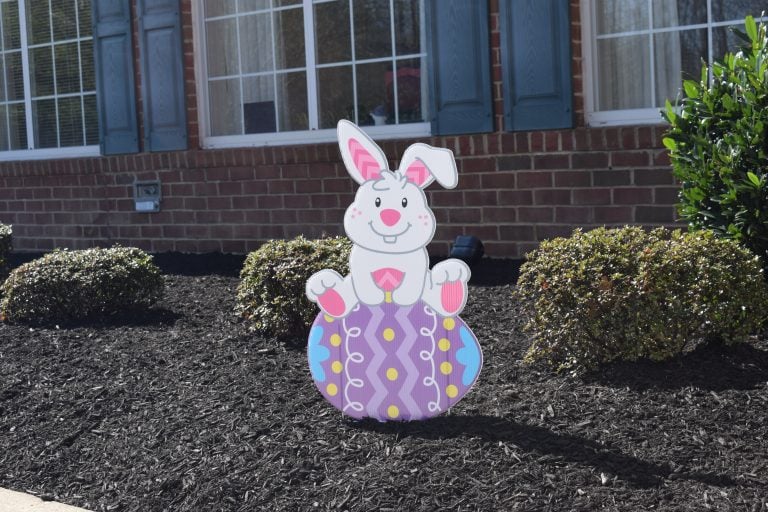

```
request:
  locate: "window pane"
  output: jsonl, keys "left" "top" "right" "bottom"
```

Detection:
{"left": 2, "top": 1, "right": 21, "bottom": 50}
{"left": 239, "top": 0, "right": 268, "bottom": 12}
{"left": 655, "top": 29, "right": 706, "bottom": 107}
{"left": 317, "top": 65, "right": 353, "bottom": 128}
{"left": 4, "top": 51, "right": 23, "bottom": 100}
{"left": 33, "top": 98, "right": 57, "bottom": 147}
{"left": 276, "top": 0, "right": 301, "bottom": 6}
{"left": 209, "top": 79, "right": 242, "bottom": 135}
{"left": 356, "top": 61, "right": 390, "bottom": 125}
{"left": 394, "top": 0, "right": 420, "bottom": 55}
{"left": 55, "top": 42, "right": 81, "bottom": 94}
{"left": 395, "top": 58, "right": 424, "bottom": 123}
{"left": 206, "top": 19, "right": 239, "bottom": 77}
{"left": 51, "top": 0, "right": 77, "bottom": 40}
{"left": 652, "top": 0, "right": 706, "bottom": 28}
{"left": 274, "top": 7, "right": 304, "bottom": 69}
{"left": 243, "top": 75, "right": 276, "bottom": 133}
{"left": 239, "top": 13, "right": 272, "bottom": 73}
{"left": 80, "top": 39, "right": 93, "bottom": 90}
{"left": 315, "top": 0, "right": 350, "bottom": 64}
{"left": 712, "top": 0, "right": 767, "bottom": 22}
{"left": 8, "top": 102, "right": 26, "bottom": 149}
{"left": 28, "top": 0, "right": 51, "bottom": 45}
{"left": 205, "top": 0, "right": 236, "bottom": 18}
{"left": 77, "top": 0, "right": 90, "bottom": 37}
{"left": 597, "top": 35, "right": 651, "bottom": 110}
{"left": 276, "top": 71, "right": 307, "bottom": 131}
{"left": 83, "top": 93, "right": 97, "bottom": 144}
{"left": 30, "top": 46, "right": 53, "bottom": 96}
{"left": 58, "top": 96, "right": 83, "bottom": 146}
{"left": 354, "top": 0, "right": 392, "bottom": 59}
{"left": 0, "top": 55, "right": 5, "bottom": 102}
{"left": 712, "top": 25, "right": 746, "bottom": 60}
{"left": 0, "top": 105, "right": 7, "bottom": 150}
{"left": 595, "top": 0, "right": 647, "bottom": 34}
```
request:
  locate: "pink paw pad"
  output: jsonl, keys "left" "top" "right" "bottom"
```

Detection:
{"left": 440, "top": 281, "right": 465, "bottom": 314}
{"left": 319, "top": 289, "right": 346, "bottom": 317}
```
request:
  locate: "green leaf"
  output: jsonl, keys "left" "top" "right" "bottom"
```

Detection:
{"left": 683, "top": 80, "right": 700, "bottom": 98}
{"left": 747, "top": 171, "right": 761, "bottom": 187}
{"left": 745, "top": 15, "right": 758, "bottom": 43}
{"left": 662, "top": 137, "right": 677, "bottom": 150}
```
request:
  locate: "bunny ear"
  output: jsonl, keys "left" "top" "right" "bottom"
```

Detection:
{"left": 398, "top": 143, "right": 458, "bottom": 189}
{"left": 337, "top": 120, "right": 389, "bottom": 184}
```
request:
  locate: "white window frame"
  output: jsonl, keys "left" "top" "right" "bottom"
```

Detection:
{"left": 581, "top": 0, "right": 768, "bottom": 127}
{"left": 0, "top": 0, "right": 99, "bottom": 162}
{"left": 192, "top": 0, "right": 431, "bottom": 149}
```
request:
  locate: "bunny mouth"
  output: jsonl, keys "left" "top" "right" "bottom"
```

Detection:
{"left": 369, "top": 222, "right": 412, "bottom": 244}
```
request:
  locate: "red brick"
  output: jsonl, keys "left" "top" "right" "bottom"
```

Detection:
{"left": 482, "top": 206, "right": 516, "bottom": 222}
{"left": 534, "top": 189, "right": 571, "bottom": 205}
{"left": 498, "top": 190, "right": 533, "bottom": 205}
{"left": 460, "top": 157, "right": 495, "bottom": 173}
{"left": 463, "top": 190, "right": 497, "bottom": 206}
{"left": 594, "top": 206, "right": 633, "bottom": 223}
{"left": 533, "top": 154, "right": 569, "bottom": 170}
{"left": 536, "top": 225, "right": 575, "bottom": 240}
{"left": 593, "top": 170, "right": 631, "bottom": 186}
{"left": 554, "top": 170, "right": 591, "bottom": 187}
{"left": 518, "top": 206, "right": 553, "bottom": 222}
{"left": 611, "top": 151, "right": 650, "bottom": 168}
{"left": 654, "top": 187, "right": 680, "bottom": 204}
{"left": 517, "top": 171, "right": 552, "bottom": 189}
{"left": 635, "top": 168, "right": 674, "bottom": 185}
{"left": 614, "top": 188, "right": 653, "bottom": 204}
{"left": 572, "top": 188, "right": 611, "bottom": 205}
{"left": 481, "top": 172, "right": 515, "bottom": 189}
{"left": 636, "top": 206, "right": 676, "bottom": 223}
{"left": 555, "top": 206, "right": 592, "bottom": 223}
{"left": 497, "top": 155, "right": 531, "bottom": 171}
{"left": 571, "top": 152, "right": 608, "bottom": 169}
{"left": 499, "top": 225, "right": 534, "bottom": 240}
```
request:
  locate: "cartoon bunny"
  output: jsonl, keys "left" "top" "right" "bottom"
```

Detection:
{"left": 306, "top": 120, "right": 470, "bottom": 318}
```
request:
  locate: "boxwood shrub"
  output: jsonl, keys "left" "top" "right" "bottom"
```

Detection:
{"left": 0, "top": 223, "right": 11, "bottom": 282}
{"left": 236, "top": 236, "right": 351, "bottom": 339}
{"left": 517, "top": 227, "right": 768, "bottom": 373}
{"left": 0, "top": 247, "right": 164, "bottom": 325}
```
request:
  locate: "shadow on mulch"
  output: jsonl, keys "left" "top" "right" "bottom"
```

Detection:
{"left": 585, "top": 340, "right": 768, "bottom": 392}
{"left": 11, "top": 307, "right": 183, "bottom": 329}
{"left": 354, "top": 414, "right": 737, "bottom": 489}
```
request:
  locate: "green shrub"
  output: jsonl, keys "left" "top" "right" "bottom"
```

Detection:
{"left": 0, "top": 247, "right": 164, "bottom": 325}
{"left": 236, "top": 236, "right": 351, "bottom": 339}
{"left": 517, "top": 226, "right": 768, "bottom": 373}
{"left": 663, "top": 15, "right": 768, "bottom": 263}
{"left": 0, "top": 223, "right": 11, "bottom": 282}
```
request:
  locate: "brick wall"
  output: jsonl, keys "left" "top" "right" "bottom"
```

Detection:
{"left": 0, "top": 0, "right": 679, "bottom": 259}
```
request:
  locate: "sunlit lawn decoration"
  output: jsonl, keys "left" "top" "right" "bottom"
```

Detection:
{"left": 306, "top": 120, "right": 482, "bottom": 421}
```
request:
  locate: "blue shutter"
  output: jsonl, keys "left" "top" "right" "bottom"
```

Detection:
{"left": 500, "top": 0, "right": 573, "bottom": 131}
{"left": 93, "top": 0, "right": 139, "bottom": 155}
{"left": 137, "top": 0, "right": 188, "bottom": 152}
{"left": 426, "top": 0, "right": 493, "bottom": 135}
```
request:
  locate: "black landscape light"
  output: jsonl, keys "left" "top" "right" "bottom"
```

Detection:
{"left": 450, "top": 235, "right": 484, "bottom": 265}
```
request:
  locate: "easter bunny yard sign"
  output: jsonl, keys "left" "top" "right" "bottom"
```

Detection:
{"left": 305, "top": 120, "right": 483, "bottom": 421}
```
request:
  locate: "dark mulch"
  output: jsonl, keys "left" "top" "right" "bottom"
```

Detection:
{"left": 1, "top": 259, "right": 767, "bottom": 511}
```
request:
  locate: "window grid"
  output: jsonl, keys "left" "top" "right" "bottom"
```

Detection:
{"left": 587, "top": 0, "right": 768, "bottom": 125}
{"left": 202, "top": 0, "right": 427, "bottom": 137}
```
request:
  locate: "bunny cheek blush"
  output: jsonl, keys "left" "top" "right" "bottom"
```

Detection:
{"left": 305, "top": 120, "right": 483, "bottom": 422}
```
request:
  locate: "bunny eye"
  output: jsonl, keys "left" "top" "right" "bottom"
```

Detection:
{"left": 375, "top": 197, "right": 381, "bottom": 207}
{"left": 401, "top": 198, "right": 408, "bottom": 208}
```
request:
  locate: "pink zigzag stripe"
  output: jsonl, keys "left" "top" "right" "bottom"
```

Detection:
{"left": 349, "top": 138, "right": 381, "bottom": 181}
{"left": 405, "top": 161, "right": 429, "bottom": 186}
{"left": 372, "top": 268, "right": 404, "bottom": 292}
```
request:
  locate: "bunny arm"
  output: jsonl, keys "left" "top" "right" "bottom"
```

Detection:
{"left": 420, "top": 258, "right": 471, "bottom": 317}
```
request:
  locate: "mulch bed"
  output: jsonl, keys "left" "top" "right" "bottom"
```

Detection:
{"left": 1, "top": 257, "right": 767, "bottom": 511}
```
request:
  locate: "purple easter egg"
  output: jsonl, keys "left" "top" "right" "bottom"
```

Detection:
{"left": 307, "top": 301, "right": 483, "bottom": 421}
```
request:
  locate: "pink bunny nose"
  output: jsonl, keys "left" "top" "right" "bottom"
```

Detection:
{"left": 380, "top": 208, "right": 401, "bottom": 226}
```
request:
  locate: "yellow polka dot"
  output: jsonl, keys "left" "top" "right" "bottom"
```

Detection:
{"left": 331, "top": 361, "right": 343, "bottom": 374}
{"left": 382, "top": 328, "right": 395, "bottom": 342}
{"left": 446, "top": 385, "right": 458, "bottom": 398}
{"left": 330, "top": 334, "right": 342, "bottom": 347}
{"left": 324, "top": 315, "right": 335, "bottom": 323}
{"left": 387, "top": 405, "right": 399, "bottom": 418}
{"left": 440, "top": 362, "right": 453, "bottom": 375}
{"left": 386, "top": 368, "right": 399, "bottom": 381}
{"left": 326, "top": 383, "right": 338, "bottom": 396}
{"left": 443, "top": 317, "right": 456, "bottom": 330}
{"left": 438, "top": 338, "right": 451, "bottom": 351}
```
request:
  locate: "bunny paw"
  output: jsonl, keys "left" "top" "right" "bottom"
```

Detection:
{"left": 430, "top": 259, "right": 470, "bottom": 315}
{"left": 306, "top": 269, "right": 354, "bottom": 318}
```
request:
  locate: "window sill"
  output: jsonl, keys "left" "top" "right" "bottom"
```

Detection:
{"left": 586, "top": 109, "right": 669, "bottom": 127}
{"left": 202, "top": 123, "right": 432, "bottom": 150}
{"left": 0, "top": 146, "right": 101, "bottom": 162}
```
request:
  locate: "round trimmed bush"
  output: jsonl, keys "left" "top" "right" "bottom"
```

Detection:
{"left": 516, "top": 227, "right": 768, "bottom": 373}
{"left": 0, "top": 247, "right": 164, "bottom": 325}
{"left": 236, "top": 236, "right": 351, "bottom": 339}
{"left": 0, "top": 223, "right": 11, "bottom": 282}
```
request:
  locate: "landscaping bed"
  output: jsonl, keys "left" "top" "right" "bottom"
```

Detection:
{"left": 0, "top": 261, "right": 767, "bottom": 511}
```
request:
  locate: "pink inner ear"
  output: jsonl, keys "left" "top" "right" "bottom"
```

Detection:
{"left": 404, "top": 160, "right": 430, "bottom": 187}
{"left": 348, "top": 138, "right": 382, "bottom": 181}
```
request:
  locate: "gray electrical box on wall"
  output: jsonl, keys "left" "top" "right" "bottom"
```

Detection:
{"left": 134, "top": 180, "right": 161, "bottom": 212}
